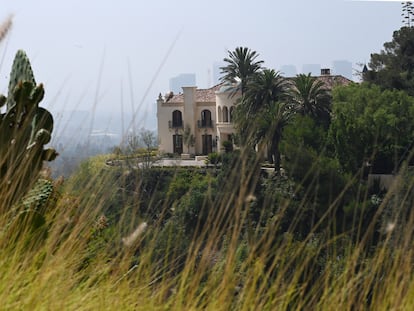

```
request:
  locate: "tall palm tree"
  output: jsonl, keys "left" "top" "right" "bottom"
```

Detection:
{"left": 234, "top": 69, "right": 291, "bottom": 171}
{"left": 220, "top": 47, "right": 264, "bottom": 96}
{"left": 255, "top": 101, "right": 293, "bottom": 171}
{"left": 243, "top": 69, "right": 287, "bottom": 117}
{"left": 289, "top": 73, "right": 331, "bottom": 124}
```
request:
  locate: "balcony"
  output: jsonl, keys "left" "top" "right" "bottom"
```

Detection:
{"left": 169, "top": 120, "right": 183, "bottom": 129}
{"left": 197, "top": 119, "right": 214, "bottom": 128}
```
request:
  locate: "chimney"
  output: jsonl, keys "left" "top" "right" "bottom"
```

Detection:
{"left": 320, "top": 68, "right": 331, "bottom": 76}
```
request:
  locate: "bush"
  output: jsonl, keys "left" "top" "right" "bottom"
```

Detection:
{"left": 221, "top": 140, "right": 233, "bottom": 153}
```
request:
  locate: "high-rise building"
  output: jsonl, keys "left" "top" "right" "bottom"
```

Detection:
{"left": 279, "top": 65, "right": 297, "bottom": 77}
{"left": 169, "top": 73, "right": 196, "bottom": 94}
{"left": 332, "top": 60, "right": 353, "bottom": 80}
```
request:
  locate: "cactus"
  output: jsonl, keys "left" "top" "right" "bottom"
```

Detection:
{"left": 22, "top": 178, "right": 54, "bottom": 210}
{"left": 0, "top": 50, "right": 58, "bottom": 208}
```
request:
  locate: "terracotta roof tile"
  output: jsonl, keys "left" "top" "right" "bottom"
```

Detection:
{"left": 163, "top": 75, "right": 351, "bottom": 104}
{"left": 315, "top": 75, "right": 353, "bottom": 89}
{"left": 165, "top": 83, "right": 223, "bottom": 104}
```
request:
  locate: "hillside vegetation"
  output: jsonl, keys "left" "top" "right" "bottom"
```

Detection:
{"left": 2, "top": 26, "right": 414, "bottom": 310}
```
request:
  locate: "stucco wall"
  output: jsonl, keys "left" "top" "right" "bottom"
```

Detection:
{"left": 157, "top": 98, "right": 183, "bottom": 154}
{"left": 157, "top": 85, "right": 238, "bottom": 155}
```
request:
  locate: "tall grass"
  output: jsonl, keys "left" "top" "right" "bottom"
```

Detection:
{"left": 1, "top": 141, "right": 414, "bottom": 310}
{"left": 1, "top": 15, "right": 414, "bottom": 308}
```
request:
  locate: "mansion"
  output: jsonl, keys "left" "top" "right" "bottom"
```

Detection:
{"left": 156, "top": 69, "right": 352, "bottom": 156}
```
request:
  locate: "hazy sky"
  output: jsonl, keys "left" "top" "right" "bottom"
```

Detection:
{"left": 0, "top": 0, "right": 403, "bottom": 130}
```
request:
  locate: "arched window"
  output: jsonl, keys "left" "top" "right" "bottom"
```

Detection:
{"left": 201, "top": 109, "right": 212, "bottom": 127}
{"left": 229, "top": 106, "right": 234, "bottom": 123}
{"left": 218, "top": 106, "right": 222, "bottom": 122}
{"left": 223, "top": 106, "right": 229, "bottom": 122}
{"left": 172, "top": 110, "right": 182, "bottom": 127}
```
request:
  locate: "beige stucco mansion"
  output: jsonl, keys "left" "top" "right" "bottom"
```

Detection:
{"left": 156, "top": 70, "right": 351, "bottom": 156}
{"left": 157, "top": 83, "right": 236, "bottom": 156}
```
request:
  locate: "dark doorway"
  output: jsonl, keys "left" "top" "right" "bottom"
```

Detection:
{"left": 202, "top": 134, "right": 212, "bottom": 155}
{"left": 173, "top": 134, "right": 183, "bottom": 154}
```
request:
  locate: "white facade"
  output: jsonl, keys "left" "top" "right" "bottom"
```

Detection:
{"left": 156, "top": 84, "right": 237, "bottom": 155}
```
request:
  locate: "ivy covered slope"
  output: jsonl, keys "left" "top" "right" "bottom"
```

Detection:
{"left": 0, "top": 50, "right": 58, "bottom": 208}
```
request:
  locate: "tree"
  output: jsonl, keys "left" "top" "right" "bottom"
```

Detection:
{"left": 238, "top": 69, "right": 290, "bottom": 170}
{"left": 220, "top": 47, "right": 264, "bottom": 95}
{"left": 329, "top": 83, "right": 414, "bottom": 174}
{"left": 125, "top": 128, "right": 157, "bottom": 155}
{"left": 289, "top": 73, "right": 332, "bottom": 125}
{"left": 257, "top": 101, "right": 293, "bottom": 171}
{"left": 243, "top": 69, "right": 287, "bottom": 117}
{"left": 139, "top": 128, "right": 157, "bottom": 152}
{"left": 183, "top": 125, "right": 195, "bottom": 154}
{"left": 363, "top": 27, "right": 414, "bottom": 95}
{"left": 402, "top": 2, "right": 414, "bottom": 27}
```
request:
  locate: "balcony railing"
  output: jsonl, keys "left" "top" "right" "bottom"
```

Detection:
{"left": 197, "top": 119, "right": 214, "bottom": 128}
{"left": 169, "top": 120, "right": 183, "bottom": 129}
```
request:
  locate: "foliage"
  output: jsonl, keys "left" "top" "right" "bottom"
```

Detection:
{"left": 206, "top": 152, "right": 221, "bottom": 166}
{"left": 183, "top": 125, "right": 195, "bottom": 154}
{"left": 5, "top": 38, "right": 414, "bottom": 310}
{"left": 220, "top": 46, "right": 264, "bottom": 95}
{"left": 364, "top": 26, "right": 414, "bottom": 95}
{"left": 139, "top": 128, "right": 157, "bottom": 151}
{"left": 234, "top": 69, "right": 291, "bottom": 171}
{"left": 124, "top": 127, "right": 157, "bottom": 155}
{"left": 221, "top": 140, "right": 233, "bottom": 153}
{"left": 402, "top": 2, "right": 414, "bottom": 27}
{"left": 282, "top": 115, "right": 328, "bottom": 155}
{"left": 288, "top": 73, "right": 332, "bottom": 126}
{"left": 281, "top": 115, "right": 353, "bottom": 234}
{"left": 329, "top": 83, "right": 414, "bottom": 174}
{"left": 242, "top": 69, "right": 287, "bottom": 117}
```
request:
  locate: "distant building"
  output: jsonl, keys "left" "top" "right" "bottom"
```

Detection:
{"left": 332, "top": 60, "right": 353, "bottom": 80}
{"left": 279, "top": 65, "right": 297, "bottom": 77}
{"left": 302, "top": 64, "right": 321, "bottom": 76}
{"left": 157, "top": 69, "right": 352, "bottom": 156}
{"left": 169, "top": 73, "right": 196, "bottom": 94}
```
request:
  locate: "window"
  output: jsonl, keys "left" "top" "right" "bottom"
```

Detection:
{"left": 223, "top": 106, "right": 229, "bottom": 122}
{"left": 172, "top": 110, "right": 182, "bottom": 127}
{"left": 218, "top": 106, "right": 222, "bottom": 122}
{"left": 201, "top": 109, "right": 212, "bottom": 127}
{"left": 229, "top": 106, "right": 234, "bottom": 122}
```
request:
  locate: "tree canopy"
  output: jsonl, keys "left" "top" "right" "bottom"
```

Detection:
{"left": 220, "top": 47, "right": 264, "bottom": 95}
{"left": 364, "top": 27, "right": 414, "bottom": 95}
{"left": 329, "top": 83, "right": 414, "bottom": 174}
{"left": 288, "top": 73, "right": 332, "bottom": 125}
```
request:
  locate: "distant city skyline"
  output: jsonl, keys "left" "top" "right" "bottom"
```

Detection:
{"left": 0, "top": 0, "right": 404, "bottom": 131}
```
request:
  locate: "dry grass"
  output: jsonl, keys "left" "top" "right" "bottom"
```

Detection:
{"left": 0, "top": 148, "right": 413, "bottom": 310}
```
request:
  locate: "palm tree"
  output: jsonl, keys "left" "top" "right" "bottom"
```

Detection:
{"left": 243, "top": 69, "right": 287, "bottom": 117}
{"left": 234, "top": 69, "right": 291, "bottom": 171}
{"left": 255, "top": 101, "right": 293, "bottom": 171}
{"left": 289, "top": 73, "right": 331, "bottom": 124}
{"left": 220, "top": 47, "right": 264, "bottom": 96}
